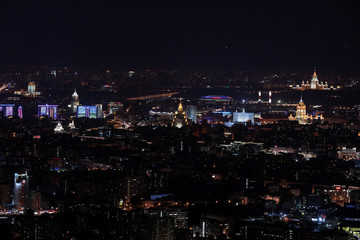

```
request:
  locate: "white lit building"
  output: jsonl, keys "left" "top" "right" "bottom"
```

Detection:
{"left": 54, "top": 122, "right": 64, "bottom": 133}
{"left": 338, "top": 147, "right": 360, "bottom": 161}
{"left": 233, "top": 109, "right": 254, "bottom": 124}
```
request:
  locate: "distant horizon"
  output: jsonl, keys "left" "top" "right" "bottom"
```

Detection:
{"left": 0, "top": 64, "right": 357, "bottom": 77}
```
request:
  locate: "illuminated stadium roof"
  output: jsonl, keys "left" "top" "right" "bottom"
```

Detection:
{"left": 199, "top": 95, "right": 232, "bottom": 100}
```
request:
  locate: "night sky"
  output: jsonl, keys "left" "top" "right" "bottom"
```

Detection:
{"left": 1, "top": 0, "right": 360, "bottom": 73}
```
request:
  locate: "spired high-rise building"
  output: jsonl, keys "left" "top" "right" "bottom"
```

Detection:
{"left": 295, "top": 96, "right": 307, "bottom": 121}
{"left": 289, "top": 96, "right": 324, "bottom": 124}
{"left": 290, "top": 68, "right": 331, "bottom": 90}
{"left": 172, "top": 100, "right": 188, "bottom": 128}
{"left": 71, "top": 89, "right": 79, "bottom": 114}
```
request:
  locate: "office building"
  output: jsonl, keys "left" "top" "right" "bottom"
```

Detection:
{"left": 13, "top": 172, "right": 30, "bottom": 210}
{"left": 108, "top": 102, "right": 123, "bottom": 114}
{"left": 0, "top": 104, "right": 14, "bottom": 117}
{"left": 233, "top": 109, "right": 254, "bottom": 125}
{"left": 38, "top": 105, "right": 58, "bottom": 119}
{"left": 77, "top": 105, "right": 102, "bottom": 119}
{"left": 18, "top": 106, "right": 23, "bottom": 119}
{"left": 185, "top": 105, "right": 197, "bottom": 123}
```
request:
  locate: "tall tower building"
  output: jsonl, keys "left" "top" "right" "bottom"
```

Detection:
{"left": 289, "top": 96, "right": 324, "bottom": 124}
{"left": 13, "top": 172, "right": 30, "bottom": 210}
{"left": 185, "top": 105, "right": 197, "bottom": 123}
{"left": 310, "top": 69, "right": 320, "bottom": 90}
{"left": 27, "top": 82, "right": 36, "bottom": 93}
{"left": 38, "top": 104, "right": 58, "bottom": 119}
{"left": 18, "top": 106, "right": 23, "bottom": 119}
{"left": 269, "top": 91, "right": 272, "bottom": 104}
{"left": 295, "top": 96, "right": 307, "bottom": 121}
{"left": 258, "top": 91, "right": 261, "bottom": 102}
{"left": 172, "top": 100, "right": 188, "bottom": 128}
{"left": 71, "top": 89, "right": 79, "bottom": 113}
{"left": 151, "top": 216, "right": 175, "bottom": 240}
{"left": 291, "top": 68, "right": 329, "bottom": 90}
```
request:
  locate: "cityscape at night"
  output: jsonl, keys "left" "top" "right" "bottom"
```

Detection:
{"left": 1, "top": 1, "right": 360, "bottom": 240}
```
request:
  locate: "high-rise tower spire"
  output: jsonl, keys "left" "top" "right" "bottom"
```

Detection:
{"left": 178, "top": 99, "right": 184, "bottom": 112}
{"left": 71, "top": 89, "right": 79, "bottom": 114}
{"left": 72, "top": 89, "right": 78, "bottom": 97}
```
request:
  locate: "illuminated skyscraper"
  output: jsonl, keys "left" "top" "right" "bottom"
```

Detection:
{"left": 233, "top": 109, "right": 255, "bottom": 125}
{"left": 77, "top": 105, "right": 102, "bottom": 118}
{"left": 38, "top": 104, "right": 58, "bottom": 119}
{"left": 27, "top": 81, "right": 36, "bottom": 93}
{"left": 289, "top": 96, "right": 324, "bottom": 124}
{"left": 151, "top": 216, "right": 175, "bottom": 240}
{"left": 269, "top": 91, "right": 272, "bottom": 104}
{"left": 172, "top": 100, "right": 188, "bottom": 128}
{"left": 258, "top": 91, "right": 261, "bottom": 102}
{"left": 50, "top": 70, "right": 57, "bottom": 77}
{"left": 291, "top": 69, "right": 331, "bottom": 90}
{"left": 71, "top": 89, "right": 79, "bottom": 113}
{"left": 185, "top": 105, "right": 197, "bottom": 123}
{"left": 13, "top": 172, "right": 30, "bottom": 210}
{"left": 0, "top": 104, "right": 14, "bottom": 117}
{"left": 295, "top": 96, "right": 306, "bottom": 121}
{"left": 18, "top": 106, "right": 23, "bottom": 119}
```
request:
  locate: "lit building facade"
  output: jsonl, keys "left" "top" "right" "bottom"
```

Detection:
{"left": 324, "top": 185, "right": 360, "bottom": 207}
{"left": 0, "top": 104, "right": 14, "bottom": 117}
{"left": 289, "top": 97, "right": 323, "bottom": 124}
{"left": 291, "top": 69, "right": 332, "bottom": 90}
{"left": 38, "top": 104, "right": 58, "bottom": 119}
{"left": 233, "top": 109, "right": 255, "bottom": 125}
{"left": 13, "top": 172, "right": 30, "bottom": 210}
{"left": 108, "top": 102, "right": 123, "bottom": 114}
{"left": 0, "top": 105, "right": 24, "bottom": 118}
{"left": 54, "top": 122, "right": 64, "bottom": 133}
{"left": 172, "top": 100, "right": 188, "bottom": 128}
{"left": 71, "top": 89, "right": 79, "bottom": 113}
{"left": 337, "top": 147, "right": 360, "bottom": 161}
{"left": 27, "top": 81, "right": 36, "bottom": 93}
{"left": 77, "top": 105, "right": 102, "bottom": 119}
{"left": 151, "top": 216, "right": 175, "bottom": 240}
{"left": 18, "top": 106, "right": 23, "bottom": 119}
{"left": 14, "top": 82, "right": 41, "bottom": 97}
{"left": 185, "top": 105, "right": 197, "bottom": 123}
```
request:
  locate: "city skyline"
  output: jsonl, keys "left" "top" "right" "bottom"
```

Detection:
{"left": 1, "top": 1, "right": 360, "bottom": 239}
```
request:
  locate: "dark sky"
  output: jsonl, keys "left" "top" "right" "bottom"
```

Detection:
{"left": 0, "top": 0, "right": 360, "bottom": 72}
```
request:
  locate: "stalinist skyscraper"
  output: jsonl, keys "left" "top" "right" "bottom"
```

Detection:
{"left": 71, "top": 89, "right": 79, "bottom": 114}
{"left": 172, "top": 100, "right": 188, "bottom": 128}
